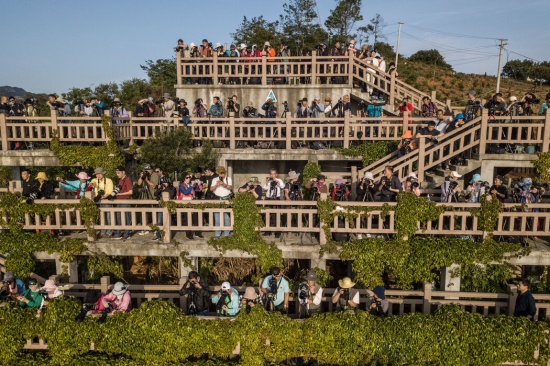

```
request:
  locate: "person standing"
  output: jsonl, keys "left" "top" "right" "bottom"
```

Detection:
{"left": 514, "top": 279, "right": 536, "bottom": 320}
{"left": 377, "top": 166, "right": 402, "bottom": 202}
{"left": 91, "top": 167, "right": 114, "bottom": 238}
{"left": 111, "top": 166, "right": 133, "bottom": 240}
{"left": 297, "top": 270, "right": 323, "bottom": 318}
{"left": 210, "top": 166, "right": 233, "bottom": 238}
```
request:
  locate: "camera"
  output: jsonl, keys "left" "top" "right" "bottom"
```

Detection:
{"left": 26, "top": 192, "right": 38, "bottom": 204}
{"left": 341, "top": 288, "right": 350, "bottom": 300}
{"left": 141, "top": 171, "right": 150, "bottom": 181}
{"left": 194, "top": 98, "right": 203, "bottom": 107}
{"left": 282, "top": 101, "right": 289, "bottom": 112}
{"left": 298, "top": 283, "right": 309, "bottom": 302}
{"left": 106, "top": 185, "right": 122, "bottom": 200}
{"left": 74, "top": 99, "right": 84, "bottom": 106}
{"left": 94, "top": 190, "right": 105, "bottom": 203}
{"left": 467, "top": 99, "right": 481, "bottom": 106}
{"left": 406, "top": 176, "right": 419, "bottom": 188}
{"left": 38, "top": 289, "right": 50, "bottom": 302}
{"left": 155, "top": 99, "right": 164, "bottom": 105}
{"left": 401, "top": 138, "right": 412, "bottom": 148}
{"left": 269, "top": 180, "right": 278, "bottom": 189}
{"left": 269, "top": 277, "right": 278, "bottom": 294}
{"left": 217, "top": 291, "right": 230, "bottom": 314}
{"left": 228, "top": 99, "right": 234, "bottom": 109}
{"left": 482, "top": 181, "right": 491, "bottom": 190}
{"left": 310, "top": 186, "right": 319, "bottom": 194}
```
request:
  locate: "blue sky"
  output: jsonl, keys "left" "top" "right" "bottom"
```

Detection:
{"left": 1, "top": 0, "right": 547, "bottom": 94}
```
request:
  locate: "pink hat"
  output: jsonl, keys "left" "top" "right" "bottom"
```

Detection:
{"left": 407, "top": 172, "right": 418, "bottom": 179}
{"left": 42, "top": 280, "right": 59, "bottom": 297}
{"left": 75, "top": 172, "right": 90, "bottom": 180}
{"left": 334, "top": 179, "right": 344, "bottom": 186}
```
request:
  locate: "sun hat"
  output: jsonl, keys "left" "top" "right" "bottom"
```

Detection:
{"left": 363, "top": 172, "right": 374, "bottom": 180}
{"left": 75, "top": 172, "right": 90, "bottom": 180}
{"left": 243, "top": 287, "right": 257, "bottom": 299}
{"left": 466, "top": 90, "right": 477, "bottom": 96}
{"left": 306, "top": 270, "right": 318, "bottom": 281}
{"left": 264, "top": 41, "right": 271, "bottom": 47}
{"left": 401, "top": 130, "right": 413, "bottom": 139}
{"left": 372, "top": 286, "right": 385, "bottom": 300}
{"left": 189, "top": 42, "right": 195, "bottom": 48}
{"left": 248, "top": 177, "right": 260, "bottom": 185}
{"left": 287, "top": 170, "right": 300, "bottom": 180}
{"left": 469, "top": 173, "right": 482, "bottom": 184}
{"left": 407, "top": 172, "right": 418, "bottom": 180}
{"left": 334, "top": 179, "right": 344, "bottom": 186}
{"left": 35, "top": 172, "right": 48, "bottom": 180}
{"left": 221, "top": 281, "right": 231, "bottom": 290}
{"left": 163, "top": 93, "right": 171, "bottom": 99}
{"left": 325, "top": 96, "right": 332, "bottom": 102}
{"left": 240, "top": 43, "right": 247, "bottom": 50}
{"left": 215, "top": 42, "right": 222, "bottom": 48}
{"left": 450, "top": 171, "right": 462, "bottom": 179}
{"left": 509, "top": 96, "right": 517, "bottom": 102}
{"left": 55, "top": 97, "right": 66, "bottom": 104}
{"left": 111, "top": 282, "right": 128, "bottom": 296}
{"left": 338, "top": 277, "right": 355, "bottom": 289}
{"left": 93, "top": 167, "right": 106, "bottom": 176}
{"left": 519, "top": 177, "right": 532, "bottom": 187}
{"left": 42, "top": 280, "right": 60, "bottom": 297}
{"left": 216, "top": 166, "right": 226, "bottom": 174}
{"left": 454, "top": 113, "right": 465, "bottom": 121}
{"left": 113, "top": 97, "right": 121, "bottom": 103}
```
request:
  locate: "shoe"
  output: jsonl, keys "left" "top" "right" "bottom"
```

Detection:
{"left": 112, "top": 236, "right": 123, "bottom": 240}
{"left": 151, "top": 235, "right": 161, "bottom": 241}
{"left": 121, "top": 236, "right": 130, "bottom": 240}
{"left": 357, "top": 234, "right": 363, "bottom": 240}
{"left": 138, "top": 230, "right": 149, "bottom": 236}
{"left": 186, "top": 234, "right": 194, "bottom": 240}
{"left": 195, "top": 233, "right": 204, "bottom": 239}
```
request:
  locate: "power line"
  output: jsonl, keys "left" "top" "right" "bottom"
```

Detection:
{"left": 507, "top": 51, "right": 541, "bottom": 63}
{"left": 401, "top": 31, "right": 498, "bottom": 57}
{"left": 406, "top": 24, "right": 501, "bottom": 41}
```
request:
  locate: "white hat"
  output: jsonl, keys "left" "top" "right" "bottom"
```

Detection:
{"left": 363, "top": 172, "right": 374, "bottom": 180}
{"left": 215, "top": 42, "right": 222, "bottom": 48}
{"left": 111, "top": 282, "right": 128, "bottom": 296}
{"left": 221, "top": 281, "right": 231, "bottom": 290}
{"left": 407, "top": 172, "right": 418, "bottom": 179}
{"left": 264, "top": 41, "right": 271, "bottom": 47}
{"left": 189, "top": 42, "right": 195, "bottom": 48}
{"left": 509, "top": 96, "right": 517, "bottom": 102}
{"left": 240, "top": 43, "right": 247, "bottom": 50}
{"left": 450, "top": 171, "right": 462, "bottom": 178}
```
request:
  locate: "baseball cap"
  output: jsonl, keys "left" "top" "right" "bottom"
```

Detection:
{"left": 221, "top": 281, "right": 231, "bottom": 290}
{"left": 144, "top": 164, "right": 153, "bottom": 170}
{"left": 271, "top": 266, "right": 281, "bottom": 276}
{"left": 450, "top": 171, "right": 462, "bottom": 179}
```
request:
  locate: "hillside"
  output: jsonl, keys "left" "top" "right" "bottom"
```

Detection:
{"left": 398, "top": 61, "right": 548, "bottom": 106}
{"left": 0, "top": 86, "right": 27, "bottom": 98}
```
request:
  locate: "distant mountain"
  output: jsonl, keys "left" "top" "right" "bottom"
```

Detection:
{"left": 0, "top": 86, "right": 27, "bottom": 98}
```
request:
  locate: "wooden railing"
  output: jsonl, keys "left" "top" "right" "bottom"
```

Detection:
{"left": 3, "top": 193, "right": 550, "bottom": 243}
{"left": 175, "top": 52, "right": 448, "bottom": 112}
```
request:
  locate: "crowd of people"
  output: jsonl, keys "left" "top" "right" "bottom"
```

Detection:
{"left": 1, "top": 268, "right": 537, "bottom": 321}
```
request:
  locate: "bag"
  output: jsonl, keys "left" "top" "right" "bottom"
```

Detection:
{"left": 311, "top": 141, "right": 327, "bottom": 150}
{"left": 257, "top": 142, "right": 271, "bottom": 149}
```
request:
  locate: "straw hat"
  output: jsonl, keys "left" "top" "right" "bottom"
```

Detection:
{"left": 35, "top": 172, "right": 48, "bottom": 181}
{"left": 216, "top": 166, "right": 227, "bottom": 174}
{"left": 243, "top": 286, "right": 257, "bottom": 299}
{"left": 338, "top": 277, "right": 355, "bottom": 289}
{"left": 287, "top": 170, "right": 300, "bottom": 180}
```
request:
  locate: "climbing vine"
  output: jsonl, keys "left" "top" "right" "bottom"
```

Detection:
{"left": 531, "top": 151, "right": 550, "bottom": 184}
{"left": 50, "top": 115, "right": 125, "bottom": 173}
{"left": 339, "top": 140, "right": 399, "bottom": 166}
{"left": 470, "top": 193, "right": 503, "bottom": 236}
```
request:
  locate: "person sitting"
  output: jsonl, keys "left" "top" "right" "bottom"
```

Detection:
{"left": 332, "top": 277, "right": 359, "bottom": 311}
{"left": 396, "top": 130, "right": 417, "bottom": 158}
{"left": 441, "top": 171, "right": 462, "bottom": 203}
{"left": 366, "top": 286, "right": 389, "bottom": 317}
{"left": 212, "top": 281, "right": 240, "bottom": 317}
{"left": 402, "top": 172, "right": 421, "bottom": 196}
{"left": 41, "top": 279, "right": 64, "bottom": 300}
{"left": 56, "top": 172, "right": 93, "bottom": 199}
{"left": 17, "top": 279, "right": 43, "bottom": 309}
{"left": 241, "top": 286, "right": 262, "bottom": 314}
{"left": 3, "top": 271, "right": 26, "bottom": 299}
{"left": 102, "top": 282, "right": 132, "bottom": 314}
{"left": 331, "top": 179, "right": 350, "bottom": 201}
{"left": 489, "top": 175, "right": 509, "bottom": 203}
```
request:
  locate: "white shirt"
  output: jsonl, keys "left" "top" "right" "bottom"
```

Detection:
{"left": 211, "top": 177, "right": 233, "bottom": 198}
{"left": 298, "top": 286, "right": 323, "bottom": 306}
{"left": 263, "top": 178, "right": 285, "bottom": 199}
{"left": 434, "top": 117, "right": 452, "bottom": 133}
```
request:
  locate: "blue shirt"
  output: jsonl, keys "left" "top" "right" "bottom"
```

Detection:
{"left": 209, "top": 103, "right": 224, "bottom": 118}
{"left": 367, "top": 104, "right": 383, "bottom": 118}
{"left": 212, "top": 288, "right": 240, "bottom": 316}
{"left": 262, "top": 275, "right": 290, "bottom": 306}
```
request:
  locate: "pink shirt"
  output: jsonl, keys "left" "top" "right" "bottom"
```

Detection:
{"left": 102, "top": 291, "right": 132, "bottom": 312}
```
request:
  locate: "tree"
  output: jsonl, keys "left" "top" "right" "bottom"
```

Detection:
{"left": 502, "top": 59, "right": 534, "bottom": 80}
{"left": 358, "top": 14, "right": 387, "bottom": 46}
{"left": 374, "top": 42, "right": 395, "bottom": 61}
{"left": 409, "top": 49, "right": 452, "bottom": 70}
{"left": 324, "top": 0, "right": 363, "bottom": 43}
{"left": 119, "top": 78, "right": 154, "bottom": 108}
{"left": 279, "top": 0, "right": 328, "bottom": 52}
{"left": 140, "top": 58, "right": 177, "bottom": 98}
{"left": 231, "top": 16, "right": 280, "bottom": 50}
{"left": 531, "top": 61, "right": 550, "bottom": 85}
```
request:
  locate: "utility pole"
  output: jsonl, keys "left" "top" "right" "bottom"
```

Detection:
{"left": 495, "top": 38, "right": 508, "bottom": 93}
{"left": 395, "top": 22, "right": 404, "bottom": 68}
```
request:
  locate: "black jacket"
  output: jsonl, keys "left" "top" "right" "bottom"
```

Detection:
{"left": 514, "top": 290, "right": 536, "bottom": 318}
{"left": 179, "top": 278, "right": 211, "bottom": 314}
{"left": 22, "top": 178, "right": 38, "bottom": 198}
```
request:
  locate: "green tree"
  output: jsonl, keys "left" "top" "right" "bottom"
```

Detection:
{"left": 374, "top": 41, "right": 396, "bottom": 61}
{"left": 92, "top": 82, "right": 120, "bottom": 107}
{"left": 410, "top": 49, "right": 452, "bottom": 70}
{"left": 502, "top": 59, "right": 535, "bottom": 80}
{"left": 231, "top": 16, "right": 281, "bottom": 50}
{"left": 531, "top": 61, "right": 550, "bottom": 85}
{"left": 140, "top": 58, "right": 177, "bottom": 97}
{"left": 324, "top": 0, "right": 363, "bottom": 43}
{"left": 119, "top": 78, "right": 154, "bottom": 108}
{"left": 279, "top": 0, "right": 328, "bottom": 52}
{"left": 61, "top": 87, "right": 94, "bottom": 105}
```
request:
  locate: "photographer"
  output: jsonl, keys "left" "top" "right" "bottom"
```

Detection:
{"left": 74, "top": 96, "right": 92, "bottom": 117}
{"left": 152, "top": 168, "right": 175, "bottom": 242}
{"left": 211, "top": 166, "right": 233, "bottom": 238}
{"left": 378, "top": 166, "right": 402, "bottom": 202}
{"left": 421, "top": 96, "right": 438, "bottom": 118}
{"left": 137, "top": 163, "right": 159, "bottom": 201}
{"left": 441, "top": 171, "right": 462, "bottom": 203}
{"left": 263, "top": 168, "right": 285, "bottom": 200}
{"left": 297, "top": 270, "right": 323, "bottom": 318}
{"left": 402, "top": 172, "right": 421, "bottom": 197}
{"left": 101, "top": 281, "right": 132, "bottom": 315}
{"left": 238, "top": 176, "right": 263, "bottom": 200}
{"left": 2, "top": 271, "right": 26, "bottom": 299}
{"left": 175, "top": 99, "right": 191, "bottom": 126}
{"left": 331, "top": 179, "right": 350, "bottom": 202}
{"left": 464, "top": 90, "right": 481, "bottom": 121}
{"left": 465, "top": 174, "right": 487, "bottom": 203}
{"left": 356, "top": 172, "right": 376, "bottom": 202}
{"left": 261, "top": 98, "right": 278, "bottom": 118}
{"left": 57, "top": 172, "right": 93, "bottom": 199}
{"left": 489, "top": 175, "right": 509, "bottom": 203}
{"left": 20, "top": 169, "right": 37, "bottom": 198}
{"left": 284, "top": 170, "right": 302, "bottom": 201}
{"left": 332, "top": 277, "right": 359, "bottom": 311}
{"left": 91, "top": 167, "right": 114, "bottom": 238}
{"left": 294, "top": 97, "right": 309, "bottom": 118}
{"left": 174, "top": 39, "right": 187, "bottom": 55}
{"left": 241, "top": 287, "right": 262, "bottom": 314}
{"left": 179, "top": 271, "right": 211, "bottom": 315}
{"left": 16, "top": 278, "right": 42, "bottom": 309}
{"left": 305, "top": 174, "right": 328, "bottom": 200}
{"left": 397, "top": 96, "right": 413, "bottom": 124}
{"left": 212, "top": 281, "right": 240, "bottom": 317}
{"left": 191, "top": 168, "right": 206, "bottom": 200}
{"left": 178, "top": 173, "right": 198, "bottom": 240}
{"left": 538, "top": 93, "right": 550, "bottom": 116}
{"left": 261, "top": 267, "right": 290, "bottom": 313}
{"left": 192, "top": 98, "right": 208, "bottom": 118}
{"left": 90, "top": 96, "right": 107, "bottom": 116}
{"left": 111, "top": 166, "right": 133, "bottom": 240}
{"left": 396, "top": 130, "right": 417, "bottom": 158}
{"left": 415, "top": 121, "right": 443, "bottom": 144}
{"left": 136, "top": 98, "right": 156, "bottom": 117}
{"left": 484, "top": 93, "right": 507, "bottom": 116}
{"left": 162, "top": 93, "right": 175, "bottom": 120}
{"left": 520, "top": 92, "right": 538, "bottom": 116}
{"left": 225, "top": 95, "right": 240, "bottom": 118}
{"left": 209, "top": 96, "right": 224, "bottom": 118}
{"left": 28, "top": 172, "right": 54, "bottom": 202}
{"left": 110, "top": 97, "right": 128, "bottom": 124}
{"left": 308, "top": 97, "right": 324, "bottom": 118}
{"left": 366, "top": 286, "right": 389, "bottom": 318}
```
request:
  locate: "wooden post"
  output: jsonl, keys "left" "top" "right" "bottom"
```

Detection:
{"left": 179, "top": 276, "right": 187, "bottom": 311}
{"left": 84, "top": 191, "right": 95, "bottom": 242}
{"left": 162, "top": 191, "right": 171, "bottom": 243}
{"left": 343, "top": 113, "right": 350, "bottom": 148}
{"left": 423, "top": 282, "right": 432, "bottom": 314}
{"left": 261, "top": 55, "right": 267, "bottom": 85}
{"left": 402, "top": 110, "right": 409, "bottom": 132}
{"left": 127, "top": 111, "right": 134, "bottom": 146}
{"left": 542, "top": 108, "right": 550, "bottom": 153}
{"left": 431, "top": 90, "right": 436, "bottom": 103}
{"left": 351, "top": 165, "right": 358, "bottom": 199}
{"left": 348, "top": 54, "right": 354, "bottom": 87}
{"left": 213, "top": 53, "right": 219, "bottom": 85}
{"left": 417, "top": 137, "right": 426, "bottom": 180}
{"left": 176, "top": 51, "right": 182, "bottom": 85}
{"left": 311, "top": 51, "right": 317, "bottom": 85}
{"left": 0, "top": 113, "right": 7, "bottom": 151}
{"left": 50, "top": 109, "right": 58, "bottom": 141}
{"left": 229, "top": 112, "right": 235, "bottom": 150}
{"left": 286, "top": 111, "right": 292, "bottom": 149}
{"left": 389, "top": 71, "right": 396, "bottom": 106}
{"left": 507, "top": 283, "right": 518, "bottom": 316}
{"left": 318, "top": 193, "right": 327, "bottom": 245}
{"left": 100, "top": 276, "right": 110, "bottom": 294}
{"left": 479, "top": 108, "right": 488, "bottom": 155}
